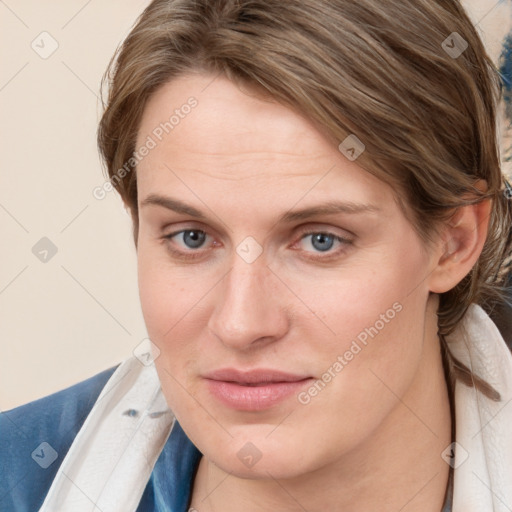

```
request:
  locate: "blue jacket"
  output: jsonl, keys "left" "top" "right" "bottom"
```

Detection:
{"left": 0, "top": 366, "right": 202, "bottom": 512}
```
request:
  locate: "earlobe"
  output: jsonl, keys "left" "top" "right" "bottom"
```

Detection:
{"left": 428, "top": 196, "right": 491, "bottom": 294}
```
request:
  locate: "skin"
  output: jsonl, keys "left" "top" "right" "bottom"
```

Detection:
{"left": 134, "top": 72, "right": 490, "bottom": 512}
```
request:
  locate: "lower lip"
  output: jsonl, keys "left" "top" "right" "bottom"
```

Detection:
{"left": 205, "top": 378, "right": 313, "bottom": 411}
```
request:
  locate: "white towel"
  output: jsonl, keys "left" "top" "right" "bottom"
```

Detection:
{"left": 39, "top": 340, "right": 174, "bottom": 511}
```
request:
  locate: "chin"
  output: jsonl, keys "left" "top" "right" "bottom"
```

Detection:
{"left": 215, "top": 450, "right": 309, "bottom": 481}
{"left": 201, "top": 430, "right": 317, "bottom": 480}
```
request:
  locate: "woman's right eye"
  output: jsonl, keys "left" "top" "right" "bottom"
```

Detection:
{"left": 166, "top": 229, "right": 208, "bottom": 249}
{"left": 162, "top": 229, "right": 213, "bottom": 260}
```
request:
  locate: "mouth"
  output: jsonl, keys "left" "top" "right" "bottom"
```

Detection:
{"left": 203, "top": 368, "right": 314, "bottom": 411}
{"left": 204, "top": 368, "right": 311, "bottom": 383}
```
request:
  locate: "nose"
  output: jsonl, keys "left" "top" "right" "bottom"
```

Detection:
{"left": 207, "top": 255, "right": 290, "bottom": 351}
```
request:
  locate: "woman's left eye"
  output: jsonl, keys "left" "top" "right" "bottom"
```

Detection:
{"left": 295, "top": 231, "right": 351, "bottom": 257}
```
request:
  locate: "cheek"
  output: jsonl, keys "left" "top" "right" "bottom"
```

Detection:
{"left": 311, "top": 296, "right": 426, "bottom": 452}
{"left": 137, "top": 249, "right": 202, "bottom": 413}
{"left": 137, "top": 247, "right": 189, "bottom": 390}
{"left": 137, "top": 256, "right": 170, "bottom": 337}
{"left": 305, "top": 241, "right": 430, "bottom": 418}
{"left": 137, "top": 239, "right": 212, "bottom": 378}
{"left": 302, "top": 245, "right": 426, "bottom": 353}
{"left": 137, "top": 239, "right": 193, "bottom": 337}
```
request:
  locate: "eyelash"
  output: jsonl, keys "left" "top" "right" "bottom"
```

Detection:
{"left": 162, "top": 227, "right": 353, "bottom": 262}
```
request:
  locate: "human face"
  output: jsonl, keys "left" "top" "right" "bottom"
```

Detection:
{"left": 135, "top": 72, "right": 438, "bottom": 479}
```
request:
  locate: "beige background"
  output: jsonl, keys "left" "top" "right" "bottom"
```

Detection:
{"left": 0, "top": 0, "right": 152, "bottom": 411}
{"left": 1, "top": 0, "right": 511, "bottom": 410}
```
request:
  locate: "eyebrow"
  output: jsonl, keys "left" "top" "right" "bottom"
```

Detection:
{"left": 140, "top": 194, "right": 380, "bottom": 223}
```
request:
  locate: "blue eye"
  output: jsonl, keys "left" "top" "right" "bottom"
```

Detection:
{"left": 162, "top": 229, "right": 211, "bottom": 261}
{"left": 167, "top": 230, "right": 207, "bottom": 249}
{"left": 298, "top": 231, "right": 350, "bottom": 255}
{"left": 306, "top": 232, "right": 336, "bottom": 252}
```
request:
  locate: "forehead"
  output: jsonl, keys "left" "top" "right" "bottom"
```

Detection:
{"left": 137, "top": 73, "right": 335, "bottom": 162}
{"left": 135, "top": 73, "right": 393, "bottom": 210}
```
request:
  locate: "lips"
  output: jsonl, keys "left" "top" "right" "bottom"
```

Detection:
{"left": 203, "top": 368, "right": 313, "bottom": 411}
{"left": 204, "top": 368, "right": 310, "bottom": 384}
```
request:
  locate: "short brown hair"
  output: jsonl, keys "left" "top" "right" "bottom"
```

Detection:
{"left": 97, "top": 0, "right": 512, "bottom": 398}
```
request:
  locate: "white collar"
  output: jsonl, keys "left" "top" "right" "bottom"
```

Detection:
{"left": 446, "top": 304, "right": 512, "bottom": 510}
{"left": 39, "top": 345, "right": 173, "bottom": 511}
{"left": 39, "top": 304, "right": 512, "bottom": 511}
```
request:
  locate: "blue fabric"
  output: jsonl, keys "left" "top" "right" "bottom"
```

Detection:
{"left": 0, "top": 366, "right": 118, "bottom": 512}
{"left": 0, "top": 366, "right": 202, "bottom": 512}
{"left": 137, "top": 422, "right": 202, "bottom": 512}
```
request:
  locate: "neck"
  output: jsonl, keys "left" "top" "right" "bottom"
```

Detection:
{"left": 189, "top": 296, "right": 452, "bottom": 512}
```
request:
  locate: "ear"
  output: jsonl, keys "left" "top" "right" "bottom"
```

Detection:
{"left": 428, "top": 181, "right": 491, "bottom": 294}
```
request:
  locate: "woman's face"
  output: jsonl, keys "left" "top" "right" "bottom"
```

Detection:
{"left": 135, "top": 73, "right": 440, "bottom": 479}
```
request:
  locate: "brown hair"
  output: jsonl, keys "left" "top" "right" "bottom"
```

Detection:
{"left": 97, "top": 0, "right": 512, "bottom": 399}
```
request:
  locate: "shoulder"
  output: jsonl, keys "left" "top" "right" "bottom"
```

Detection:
{"left": 0, "top": 365, "right": 119, "bottom": 512}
